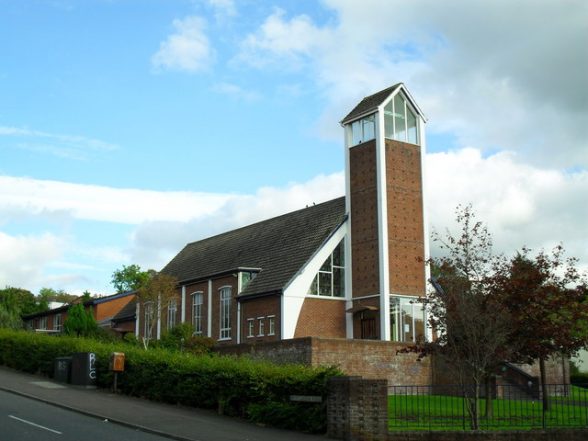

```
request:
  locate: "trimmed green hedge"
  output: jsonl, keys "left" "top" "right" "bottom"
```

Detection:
{"left": 0, "top": 329, "right": 340, "bottom": 432}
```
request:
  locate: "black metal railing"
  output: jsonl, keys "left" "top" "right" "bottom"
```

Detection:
{"left": 388, "top": 384, "right": 588, "bottom": 431}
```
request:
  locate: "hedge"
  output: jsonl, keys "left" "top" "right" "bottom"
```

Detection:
{"left": 0, "top": 329, "right": 341, "bottom": 432}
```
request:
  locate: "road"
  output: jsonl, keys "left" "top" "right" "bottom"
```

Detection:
{"left": 0, "top": 390, "right": 174, "bottom": 441}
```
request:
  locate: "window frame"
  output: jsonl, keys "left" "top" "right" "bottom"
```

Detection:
{"left": 257, "top": 317, "right": 265, "bottom": 337}
{"left": 167, "top": 298, "right": 177, "bottom": 330}
{"left": 267, "top": 315, "right": 276, "bottom": 336}
{"left": 191, "top": 291, "right": 204, "bottom": 336}
{"left": 246, "top": 318, "right": 255, "bottom": 338}
{"left": 219, "top": 286, "right": 232, "bottom": 340}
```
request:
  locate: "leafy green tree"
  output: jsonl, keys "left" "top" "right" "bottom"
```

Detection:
{"left": 111, "top": 264, "right": 152, "bottom": 293}
{"left": 63, "top": 303, "right": 98, "bottom": 337}
{"left": 0, "top": 287, "right": 42, "bottom": 316}
{"left": 38, "top": 287, "right": 78, "bottom": 305}
{"left": 0, "top": 304, "right": 22, "bottom": 329}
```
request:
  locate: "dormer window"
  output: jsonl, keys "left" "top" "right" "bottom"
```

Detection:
{"left": 384, "top": 92, "right": 419, "bottom": 145}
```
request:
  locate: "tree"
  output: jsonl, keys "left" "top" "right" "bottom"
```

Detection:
{"left": 111, "top": 264, "right": 152, "bottom": 293}
{"left": 0, "top": 286, "right": 45, "bottom": 316}
{"left": 493, "top": 245, "right": 588, "bottom": 410}
{"left": 136, "top": 272, "right": 178, "bottom": 349}
{"left": 63, "top": 303, "right": 98, "bottom": 337}
{"left": 0, "top": 304, "right": 22, "bottom": 329}
{"left": 38, "top": 287, "right": 78, "bottom": 305}
{"left": 413, "top": 205, "right": 514, "bottom": 429}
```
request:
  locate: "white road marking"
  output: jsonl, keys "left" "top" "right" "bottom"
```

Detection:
{"left": 8, "top": 415, "right": 63, "bottom": 435}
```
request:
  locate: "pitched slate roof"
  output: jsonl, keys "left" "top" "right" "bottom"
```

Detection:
{"left": 340, "top": 83, "right": 402, "bottom": 125}
{"left": 161, "top": 197, "right": 347, "bottom": 297}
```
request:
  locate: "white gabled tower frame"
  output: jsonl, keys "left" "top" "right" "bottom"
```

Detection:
{"left": 342, "top": 83, "right": 430, "bottom": 342}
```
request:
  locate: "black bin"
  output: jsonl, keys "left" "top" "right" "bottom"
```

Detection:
{"left": 70, "top": 352, "right": 97, "bottom": 388}
{"left": 53, "top": 357, "right": 72, "bottom": 383}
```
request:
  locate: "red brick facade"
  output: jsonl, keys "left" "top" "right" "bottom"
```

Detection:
{"left": 240, "top": 295, "right": 281, "bottom": 342}
{"left": 349, "top": 140, "right": 380, "bottom": 298}
{"left": 294, "top": 298, "right": 346, "bottom": 338}
{"left": 385, "top": 139, "right": 426, "bottom": 296}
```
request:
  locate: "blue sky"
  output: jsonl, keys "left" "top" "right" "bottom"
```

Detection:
{"left": 1, "top": 0, "right": 587, "bottom": 295}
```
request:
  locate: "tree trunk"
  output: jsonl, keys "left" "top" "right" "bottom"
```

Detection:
{"left": 540, "top": 357, "right": 550, "bottom": 411}
{"left": 484, "top": 376, "right": 493, "bottom": 418}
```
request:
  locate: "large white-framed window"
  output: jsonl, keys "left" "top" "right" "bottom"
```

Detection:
{"left": 167, "top": 298, "right": 177, "bottom": 330}
{"left": 390, "top": 296, "right": 426, "bottom": 343}
{"left": 384, "top": 92, "right": 419, "bottom": 145}
{"left": 219, "top": 287, "right": 231, "bottom": 340}
{"left": 38, "top": 316, "right": 47, "bottom": 330}
{"left": 144, "top": 302, "right": 153, "bottom": 339}
{"left": 307, "top": 239, "right": 345, "bottom": 297}
{"left": 191, "top": 292, "right": 203, "bottom": 336}
{"left": 53, "top": 313, "right": 62, "bottom": 332}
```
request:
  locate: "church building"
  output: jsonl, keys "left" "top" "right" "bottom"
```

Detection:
{"left": 137, "top": 83, "right": 430, "bottom": 346}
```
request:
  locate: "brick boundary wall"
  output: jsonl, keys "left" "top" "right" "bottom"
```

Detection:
{"left": 214, "top": 337, "right": 431, "bottom": 386}
{"left": 328, "top": 377, "right": 388, "bottom": 441}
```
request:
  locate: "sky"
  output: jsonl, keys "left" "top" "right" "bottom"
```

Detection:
{"left": 0, "top": 0, "right": 587, "bottom": 296}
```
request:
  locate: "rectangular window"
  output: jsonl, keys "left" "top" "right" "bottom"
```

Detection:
{"left": 192, "top": 292, "right": 203, "bottom": 336}
{"left": 53, "top": 313, "right": 62, "bottom": 332}
{"left": 167, "top": 298, "right": 177, "bottom": 330}
{"left": 247, "top": 318, "right": 255, "bottom": 338}
{"left": 407, "top": 107, "right": 418, "bottom": 144}
{"left": 351, "top": 115, "right": 376, "bottom": 146}
{"left": 258, "top": 317, "right": 265, "bottom": 336}
{"left": 240, "top": 271, "right": 257, "bottom": 292}
{"left": 393, "top": 94, "right": 406, "bottom": 142}
{"left": 390, "top": 296, "right": 426, "bottom": 343}
{"left": 219, "top": 287, "right": 231, "bottom": 340}
{"left": 39, "top": 316, "right": 47, "bottom": 330}
{"left": 268, "top": 316, "right": 275, "bottom": 336}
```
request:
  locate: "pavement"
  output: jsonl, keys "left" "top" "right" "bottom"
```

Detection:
{"left": 0, "top": 366, "right": 327, "bottom": 441}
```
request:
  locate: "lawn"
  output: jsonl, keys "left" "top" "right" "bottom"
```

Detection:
{"left": 389, "top": 386, "right": 588, "bottom": 431}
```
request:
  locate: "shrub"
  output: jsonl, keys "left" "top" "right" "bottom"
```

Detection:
{"left": 571, "top": 373, "right": 588, "bottom": 388}
{"left": 0, "top": 329, "right": 341, "bottom": 432}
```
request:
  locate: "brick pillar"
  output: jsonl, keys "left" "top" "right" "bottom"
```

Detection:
{"left": 327, "top": 376, "right": 388, "bottom": 441}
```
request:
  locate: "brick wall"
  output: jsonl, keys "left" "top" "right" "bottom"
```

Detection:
{"left": 328, "top": 377, "right": 388, "bottom": 441}
{"left": 215, "top": 337, "right": 432, "bottom": 386}
{"left": 240, "top": 295, "right": 280, "bottom": 342}
{"left": 294, "top": 298, "right": 346, "bottom": 338}
{"left": 385, "top": 139, "right": 426, "bottom": 296}
{"left": 350, "top": 140, "right": 380, "bottom": 298}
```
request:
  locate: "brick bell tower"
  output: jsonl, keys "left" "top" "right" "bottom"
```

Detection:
{"left": 341, "top": 83, "right": 429, "bottom": 342}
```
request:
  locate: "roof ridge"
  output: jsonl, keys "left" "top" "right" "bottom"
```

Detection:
{"left": 183, "top": 196, "right": 345, "bottom": 247}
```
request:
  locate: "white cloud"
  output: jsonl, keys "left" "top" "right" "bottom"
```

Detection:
{"left": 0, "top": 231, "right": 64, "bottom": 291}
{"left": 208, "top": 0, "right": 237, "bottom": 20}
{"left": 212, "top": 82, "right": 260, "bottom": 101}
{"left": 0, "top": 126, "right": 117, "bottom": 160}
{"left": 151, "top": 16, "right": 214, "bottom": 73}
{"left": 237, "top": 0, "right": 588, "bottom": 168}
{"left": 0, "top": 175, "right": 234, "bottom": 224}
{"left": 128, "top": 172, "right": 346, "bottom": 269}
{"left": 425, "top": 148, "right": 588, "bottom": 270}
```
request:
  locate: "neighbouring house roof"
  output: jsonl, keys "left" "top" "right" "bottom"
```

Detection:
{"left": 111, "top": 298, "right": 136, "bottom": 323}
{"left": 340, "top": 83, "right": 402, "bottom": 125}
{"left": 21, "top": 291, "right": 135, "bottom": 321}
{"left": 161, "top": 197, "right": 347, "bottom": 297}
